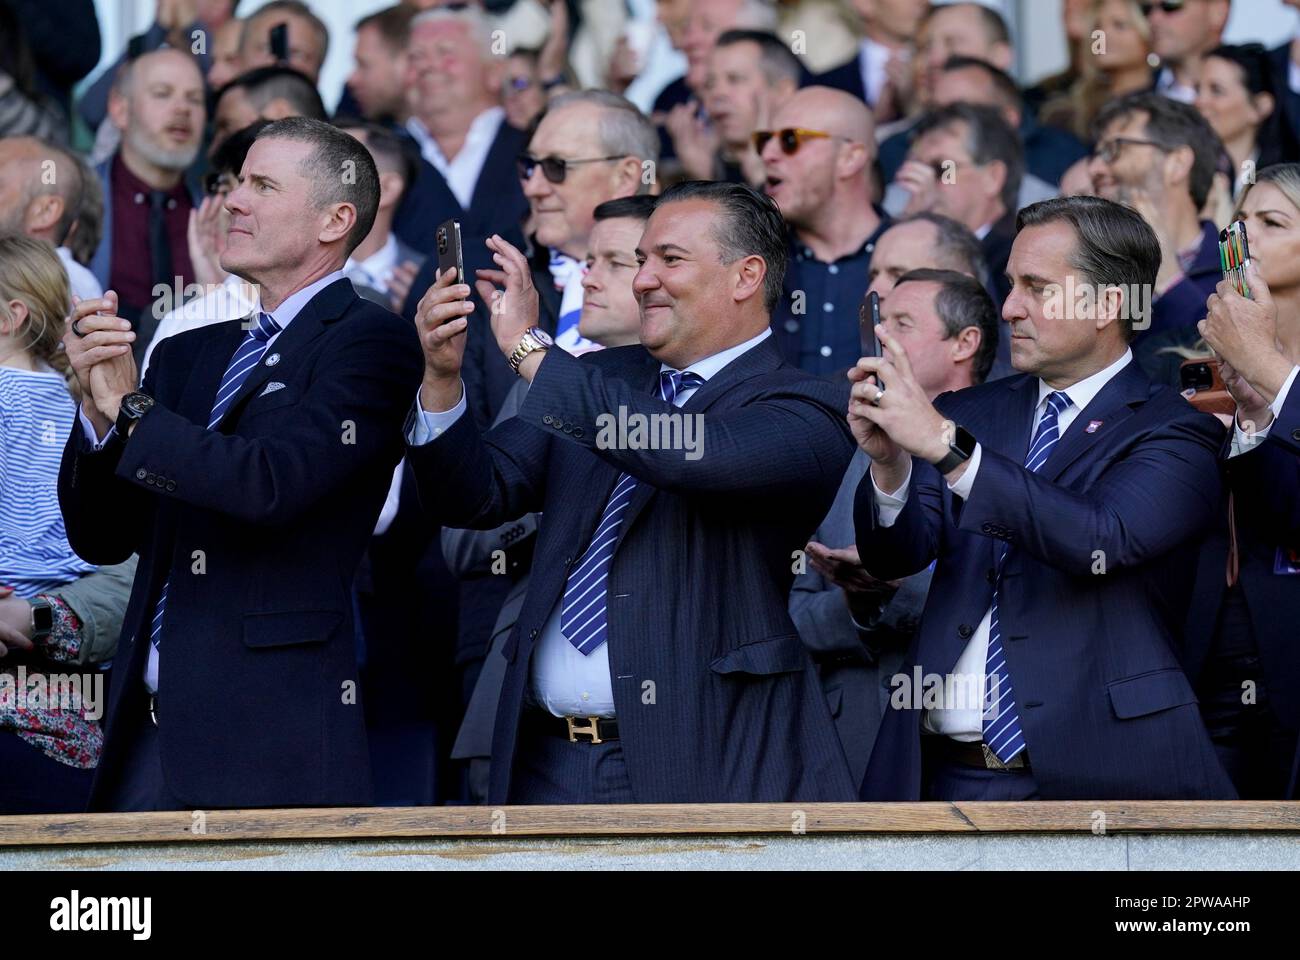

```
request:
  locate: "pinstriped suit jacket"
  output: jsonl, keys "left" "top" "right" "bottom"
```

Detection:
{"left": 407, "top": 337, "right": 859, "bottom": 803}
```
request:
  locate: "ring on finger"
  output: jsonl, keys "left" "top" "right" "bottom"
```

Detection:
{"left": 870, "top": 382, "right": 886, "bottom": 406}
{"left": 70, "top": 317, "right": 87, "bottom": 338}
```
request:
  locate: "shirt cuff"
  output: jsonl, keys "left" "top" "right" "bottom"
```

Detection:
{"left": 946, "top": 443, "right": 982, "bottom": 500}
{"left": 1229, "top": 365, "right": 1299, "bottom": 457}
{"left": 872, "top": 460, "right": 912, "bottom": 528}
{"left": 77, "top": 404, "right": 115, "bottom": 450}
{"left": 406, "top": 382, "right": 467, "bottom": 446}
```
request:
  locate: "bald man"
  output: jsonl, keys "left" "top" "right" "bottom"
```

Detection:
{"left": 0, "top": 136, "right": 102, "bottom": 302}
{"left": 89, "top": 48, "right": 206, "bottom": 364}
{"left": 759, "top": 86, "right": 889, "bottom": 375}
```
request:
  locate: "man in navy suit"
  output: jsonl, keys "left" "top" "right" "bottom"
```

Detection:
{"left": 58, "top": 117, "right": 425, "bottom": 810}
{"left": 852, "top": 196, "right": 1235, "bottom": 801}
{"left": 405, "top": 181, "right": 858, "bottom": 804}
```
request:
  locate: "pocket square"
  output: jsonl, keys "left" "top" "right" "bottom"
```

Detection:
{"left": 258, "top": 381, "right": 286, "bottom": 397}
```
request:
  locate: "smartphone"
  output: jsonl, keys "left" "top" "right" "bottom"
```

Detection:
{"left": 435, "top": 219, "right": 464, "bottom": 285}
{"left": 1179, "top": 357, "right": 1235, "bottom": 416}
{"left": 868, "top": 291, "right": 882, "bottom": 357}
{"left": 1219, "top": 220, "right": 1252, "bottom": 299}
{"left": 269, "top": 23, "right": 289, "bottom": 63}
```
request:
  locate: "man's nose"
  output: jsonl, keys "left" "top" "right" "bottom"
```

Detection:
{"left": 632, "top": 264, "right": 658, "bottom": 295}
{"left": 522, "top": 165, "right": 550, "bottom": 198}
{"left": 581, "top": 269, "right": 600, "bottom": 292}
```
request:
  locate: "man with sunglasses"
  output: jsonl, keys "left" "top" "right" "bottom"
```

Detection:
{"left": 759, "top": 86, "right": 890, "bottom": 377}
{"left": 405, "top": 180, "right": 858, "bottom": 804}
{"left": 1146, "top": 0, "right": 1232, "bottom": 104}
{"left": 1088, "top": 92, "right": 1226, "bottom": 366}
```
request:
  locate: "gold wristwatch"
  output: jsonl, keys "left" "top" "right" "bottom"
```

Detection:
{"left": 507, "top": 326, "right": 554, "bottom": 375}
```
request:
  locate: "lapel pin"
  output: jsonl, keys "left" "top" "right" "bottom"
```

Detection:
{"left": 265, "top": 353, "right": 281, "bottom": 366}
{"left": 1085, "top": 420, "right": 1103, "bottom": 434}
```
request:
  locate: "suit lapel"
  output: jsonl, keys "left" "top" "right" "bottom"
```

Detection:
{"left": 1041, "top": 360, "right": 1149, "bottom": 481}
{"left": 213, "top": 278, "right": 356, "bottom": 430}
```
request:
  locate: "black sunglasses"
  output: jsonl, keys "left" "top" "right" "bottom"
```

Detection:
{"left": 1140, "top": 1, "right": 1187, "bottom": 15}
{"left": 517, "top": 153, "right": 626, "bottom": 184}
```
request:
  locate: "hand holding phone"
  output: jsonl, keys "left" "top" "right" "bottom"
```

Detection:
{"left": 436, "top": 219, "right": 464, "bottom": 285}
{"left": 1219, "top": 220, "right": 1252, "bottom": 299}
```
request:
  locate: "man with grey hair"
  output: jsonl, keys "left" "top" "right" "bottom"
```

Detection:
{"left": 852, "top": 195, "right": 1234, "bottom": 801}
{"left": 238, "top": 0, "right": 330, "bottom": 83}
{"left": 793, "top": 267, "right": 997, "bottom": 786}
{"left": 88, "top": 48, "right": 206, "bottom": 363}
{"left": 58, "top": 116, "right": 425, "bottom": 811}
{"left": 0, "top": 135, "right": 102, "bottom": 302}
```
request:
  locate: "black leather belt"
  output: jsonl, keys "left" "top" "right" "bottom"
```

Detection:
{"left": 929, "top": 735, "right": 1030, "bottom": 771}
{"left": 522, "top": 709, "right": 619, "bottom": 743}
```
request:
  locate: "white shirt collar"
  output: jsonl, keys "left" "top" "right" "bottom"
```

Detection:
{"left": 1037, "top": 348, "right": 1133, "bottom": 416}
{"left": 859, "top": 37, "right": 893, "bottom": 106}
{"left": 345, "top": 234, "right": 399, "bottom": 290}
{"left": 664, "top": 328, "right": 773, "bottom": 383}
{"left": 406, "top": 106, "right": 505, "bottom": 163}
{"left": 258, "top": 268, "right": 350, "bottom": 330}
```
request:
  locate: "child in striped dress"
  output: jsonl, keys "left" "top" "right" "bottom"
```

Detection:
{"left": 0, "top": 236, "right": 97, "bottom": 598}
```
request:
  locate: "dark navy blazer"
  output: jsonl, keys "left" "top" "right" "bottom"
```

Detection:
{"left": 856, "top": 360, "right": 1237, "bottom": 800}
{"left": 406, "top": 338, "right": 859, "bottom": 803}
{"left": 59, "top": 279, "right": 424, "bottom": 808}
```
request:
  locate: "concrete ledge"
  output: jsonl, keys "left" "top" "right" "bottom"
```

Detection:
{"left": 3, "top": 801, "right": 1300, "bottom": 848}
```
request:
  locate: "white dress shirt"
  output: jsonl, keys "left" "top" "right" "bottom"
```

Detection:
{"left": 873, "top": 349, "right": 1134, "bottom": 739}
{"left": 858, "top": 37, "right": 894, "bottom": 108}
{"left": 142, "top": 272, "right": 259, "bottom": 374}
{"left": 57, "top": 246, "right": 103, "bottom": 303}
{"left": 406, "top": 106, "right": 505, "bottom": 211}
{"left": 1230, "top": 364, "right": 1300, "bottom": 457}
{"left": 1156, "top": 67, "right": 1196, "bottom": 104}
{"left": 345, "top": 233, "right": 400, "bottom": 296}
{"left": 406, "top": 328, "right": 772, "bottom": 716}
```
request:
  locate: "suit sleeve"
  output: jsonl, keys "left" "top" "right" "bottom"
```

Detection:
{"left": 107, "top": 317, "right": 424, "bottom": 527}
{"left": 952, "top": 409, "right": 1223, "bottom": 575}
{"left": 1270, "top": 374, "right": 1300, "bottom": 459}
{"left": 57, "top": 339, "right": 170, "bottom": 565}
{"left": 518, "top": 347, "right": 854, "bottom": 498}
{"left": 1228, "top": 434, "right": 1300, "bottom": 541}
{"left": 854, "top": 455, "right": 944, "bottom": 582}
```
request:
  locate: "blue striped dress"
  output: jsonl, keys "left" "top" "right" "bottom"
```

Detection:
{"left": 0, "top": 365, "right": 97, "bottom": 598}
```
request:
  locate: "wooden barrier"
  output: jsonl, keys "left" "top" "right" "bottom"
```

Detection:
{"left": 2, "top": 801, "right": 1299, "bottom": 847}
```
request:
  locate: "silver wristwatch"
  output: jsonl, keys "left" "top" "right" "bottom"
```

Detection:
{"left": 507, "top": 326, "right": 554, "bottom": 375}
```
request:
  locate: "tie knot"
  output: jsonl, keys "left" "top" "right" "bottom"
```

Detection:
{"left": 1044, "top": 391, "right": 1071, "bottom": 418}
{"left": 659, "top": 369, "right": 705, "bottom": 403}
{"left": 249, "top": 311, "right": 281, "bottom": 343}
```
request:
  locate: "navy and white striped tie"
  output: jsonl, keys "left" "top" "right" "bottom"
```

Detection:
{"left": 982, "top": 390, "right": 1071, "bottom": 763}
{"left": 559, "top": 369, "right": 703, "bottom": 654}
{"left": 149, "top": 311, "right": 282, "bottom": 654}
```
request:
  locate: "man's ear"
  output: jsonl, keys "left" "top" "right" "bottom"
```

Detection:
{"left": 107, "top": 88, "right": 130, "bottom": 133}
{"left": 320, "top": 201, "right": 359, "bottom": 246}
{"left": 733, "top": 254, "right": 767, "bottom": 305}
{"left": 836, "top": 141, "right": 870, "bottom": 181}
{"left": 482, "top": 57, "right": 505, "bottom": 98}
{"left": 984, "top": 158, "right": 1008, "bottom": 204}
{"left": 951, "top": 324, "right": 982, "bottom": 364}
{"left": 377, "top": 170, "right": 403, "bottom": 212}
{"left": 1096, "top": 284, "right": 1125, "bottom": 332}
{"left": 1163, "top": 143, "right": 1195, "bottom": 192}
{"left": 989, "top": 43, "right": 1014, "bottom": 73}
{"left": 27, "top": 193, "right": 64, "bottom": 235}
{"left": 610, "top": 155, "right": 646, "bottom": 196}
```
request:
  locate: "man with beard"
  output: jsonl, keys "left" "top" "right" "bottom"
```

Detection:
{"left": 89, "top": 49, "right": 206, "bottom": 365}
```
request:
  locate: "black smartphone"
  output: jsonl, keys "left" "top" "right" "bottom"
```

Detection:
{"left": 436, "top": 219, "right": 464, "bottom": 285}
{"left": 868, "top": 291, "right": 882, "bottom": 357}
{"left": 269, "top": 23, "right": 289, "bottom": 63}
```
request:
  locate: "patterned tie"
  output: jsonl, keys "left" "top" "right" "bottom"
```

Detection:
{"left": 559, "top": 369, "right": 704, "bottom": 654}
{"left": 982, "top": 390, "right": 1071, "bottom": 763}
{"left": 150, "top": 312, "right": 282, "bottom": 655}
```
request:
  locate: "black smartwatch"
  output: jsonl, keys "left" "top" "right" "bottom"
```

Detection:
{"left": 115, "top": 391, "right": 156, "bottom": 436}
{"left": 934, "top": 423, "right": 978, "bottom": 474}
{"left": 30, "top": 597, "right": 54, "bottom": 643}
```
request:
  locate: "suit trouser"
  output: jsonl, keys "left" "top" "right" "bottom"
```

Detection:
{"left": 0, "top": 731, "right": 94, "bottom": 814}
{"left": 508, "top": 718, "right": 636, "bottom": 804}
{"left": 921, "top": 737, "right": 1040, "bottom": 801}
{"left": 98, "top": 706, "right": 186, "bottom": 812}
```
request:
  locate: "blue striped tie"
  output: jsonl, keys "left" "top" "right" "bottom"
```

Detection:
{"left": 149, "top": 312, "right": 282, "bottom": 655}
{"left": 982, "top": 390, "right": 1071, "bottom": 763}
{"left": 559, "top": 369, "right": 703, "bottom": 654}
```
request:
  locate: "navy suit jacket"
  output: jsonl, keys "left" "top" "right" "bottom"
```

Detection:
{"left": 59, "top": 279, "right": 424, "bottom": 808}
{"left": 856, "top": 360, "right": 1236, "bottom": 800}
{"left": 406, "top": 339, "right": 858, "bottom": 803}
{"left": 812, "top": 55, "right": 867, "bottom": 104}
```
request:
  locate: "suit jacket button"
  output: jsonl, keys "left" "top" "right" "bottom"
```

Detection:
{"left": 1292, "top": 428, "right": 1300, "bottom": 441}
{"left": 529, "top": 628, "right": 539, "bottom": 640}
{"left": 145, "top": 472, "right": 156, "bottom": 484}
{"left": 542, "top": 415, "right": 553, "bottom": 425}
{"left": 981, "top": 522, "right": 993, "bottom": 533}
{"left": 135, "top": 468, "right": 148, "bottom": 480}
{"left": 562, "top": 423, "right": 573, "bottom": 434}
{"left": 958, "top": 623, "right": 974, "bottom": 639}
{"left": 166, "top": 481, "right": 176, "bottom": 492}
{"left": 573, "top": 427, "right": 583, "bottom": 438}
{"left": 564, "top": 554, "right": 574, "bottom": 566}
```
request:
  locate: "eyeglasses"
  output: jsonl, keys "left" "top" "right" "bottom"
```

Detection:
{"left": 517, "top": 153, "right": 627, "bottom": 184}
{"left": 506, "top": 75, "right": 536, "bottom": 94}
{"left": 751, "top": 128, "right": 847, "bottom": 156}
{"left": 1092, "top": 137, "right": 1169, "bottom": 164}
{"left": 1140, "top": 1, "right": 1187, "bottom": 15}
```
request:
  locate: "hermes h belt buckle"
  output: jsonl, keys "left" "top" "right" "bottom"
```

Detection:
{"left": 566, "top": 716, "right": 603, "bottom": 743}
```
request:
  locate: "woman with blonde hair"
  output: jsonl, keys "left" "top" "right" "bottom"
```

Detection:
{"left": 1174, "top": 163, "right": 1300, "bottom": 798}
{"left": 1041, "top": 0, "right": 1155, "bottom": 142}
{"left": 0, "top": 234, "right": 112, "bottom": 812}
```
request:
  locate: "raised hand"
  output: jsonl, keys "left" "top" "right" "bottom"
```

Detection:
{"left": 187, "top": 194, "right": 229, "bottom": 287}
{"left": 1200, "top": 261, "right": 1292, "bottom": 406}
{"left": 388, "top": 259, "right": 419, "bottom": 315}
{"left": 64, "top": 292, "right": 137, "bottom": 433}
{"left": 413, "top": 266, "right": 473, "bottom": 412}
{"left": 474, "top": 233, "right": 540, "bottom": 359}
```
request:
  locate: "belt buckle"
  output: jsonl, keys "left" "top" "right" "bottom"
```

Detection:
{"left": 148, "top": 694, "right": 158, "bottom": 727}
{"left": 981, "top": 742, "right": 1026, "bottom": 770}
{"left": 566, "top": 715, "right": 602, "bottom": 744}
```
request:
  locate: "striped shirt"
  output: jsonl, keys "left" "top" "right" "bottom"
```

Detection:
{"left": 0, "top": 365, "right": 96, "bottom": 598}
